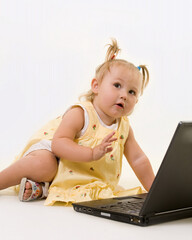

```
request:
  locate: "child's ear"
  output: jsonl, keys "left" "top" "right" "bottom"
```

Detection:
{"left": 91, "top": 78, "right": 99, "bottom": 94}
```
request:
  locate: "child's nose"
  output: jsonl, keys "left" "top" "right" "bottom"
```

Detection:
{"left": 120, "top": 90, "right": 127, "bottom": 100}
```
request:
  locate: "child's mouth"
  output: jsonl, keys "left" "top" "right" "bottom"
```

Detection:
{"left": 116, "top": 103, "right": 124, "bottom": 109}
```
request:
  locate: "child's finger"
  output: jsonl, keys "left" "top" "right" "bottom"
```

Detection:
{"left": 105, "top": 147, "right": 113, "bottom": 153}
{"left": 103, "top": 142, "right": 112, "bottom": 149}
{"left": 103, "top": 131, "right": 116, "bottom": 142}
{"left": 108, "top": 137, "right": 117, "bottom": 143}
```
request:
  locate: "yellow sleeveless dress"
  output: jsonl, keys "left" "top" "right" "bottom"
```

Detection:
{"left": 15, "top": 101, "right": 142, "bottom": 205}
{"left": 45, "top": 101, "right": 142, "bottom": 205}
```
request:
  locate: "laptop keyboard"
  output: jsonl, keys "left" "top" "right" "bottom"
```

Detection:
{"left": 99, "top": 199, "right": 144, "bottom": 215}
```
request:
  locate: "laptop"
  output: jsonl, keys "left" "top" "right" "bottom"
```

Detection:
{"left": 72, "top": 122, "right": 192, "bottom": 226}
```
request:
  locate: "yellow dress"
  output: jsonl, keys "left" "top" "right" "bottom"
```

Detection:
{"left": 15, "top": 101, "right": 142, "bottom": 205}
{"left": 45, "top": 101, "right": 142, "bottom": 205}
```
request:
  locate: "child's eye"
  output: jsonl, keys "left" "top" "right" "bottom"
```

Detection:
{"left": 114, "top": 83, "right": 121, "bottom": 88}
{"left": 129, "top": 90, "right": 136, "bottom": 96}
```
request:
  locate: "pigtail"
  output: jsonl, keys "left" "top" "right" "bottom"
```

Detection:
{"left": 105, "top": 38, "right": 121, "bottom": 62}
{"left": 78, "top": 89, "right": 93, "bottom": 102}
{"left": 137, "top": 65, "right": 149, "bottom": 95}
{"left": 79, "top": 39, "right": 150, "bottom": 102}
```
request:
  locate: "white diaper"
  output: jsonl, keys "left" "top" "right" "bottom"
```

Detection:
{"left": 23, "top": 139, "right": 52, "bottom": 157}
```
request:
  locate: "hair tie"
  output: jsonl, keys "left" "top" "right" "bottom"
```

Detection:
{"left": 137, "top": 66, "right": 141, "bottom": 71}
{"left": 111, "top": 55, "right": 116, "bottom": 60}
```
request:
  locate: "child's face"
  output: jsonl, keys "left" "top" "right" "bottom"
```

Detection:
{"left": 92, "top": 64, "right": 142, "bottom": 125}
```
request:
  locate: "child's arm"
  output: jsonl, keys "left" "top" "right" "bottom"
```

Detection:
{"left": 51, "top": 106, "right": 117, "bottom": 162}
{"left": 124, "top": 126, "right": 155, "bottom": 192}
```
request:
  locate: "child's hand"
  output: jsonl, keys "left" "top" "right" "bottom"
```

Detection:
{"left": 92, "top": 131, "right": 117, "bottom": 161}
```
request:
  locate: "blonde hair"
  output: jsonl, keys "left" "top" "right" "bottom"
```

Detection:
{"left": 79, "top": 38, "right": 149, "bottom": 101}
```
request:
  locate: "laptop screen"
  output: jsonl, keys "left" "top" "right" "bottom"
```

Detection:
{"left": 140, "top": 122, "right": 192, "bottom": 216}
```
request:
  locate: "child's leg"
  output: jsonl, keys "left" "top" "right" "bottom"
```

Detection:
{"left": 0, "top": 150, "right": 58, "bottom": 197}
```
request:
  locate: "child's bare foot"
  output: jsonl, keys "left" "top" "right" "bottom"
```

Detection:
{"left": 23, "top": 181, "right": 42, "bottom": 200}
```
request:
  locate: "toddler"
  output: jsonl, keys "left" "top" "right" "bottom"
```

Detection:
{"left": 0, "top": 39, "right": 155, "bottom": 205}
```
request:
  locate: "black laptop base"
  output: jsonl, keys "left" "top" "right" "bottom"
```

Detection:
{"left": 73, "top": 202, "right": 146, "bottom": 226}
{"left": 73, "top": 196, "right": 192, "bottom": 226}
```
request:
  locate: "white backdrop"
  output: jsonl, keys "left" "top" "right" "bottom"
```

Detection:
{"left": 0, "top": 0, "right": 192, "bottom": 188}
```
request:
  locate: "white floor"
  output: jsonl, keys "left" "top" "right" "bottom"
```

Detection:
{"left": 0, "top": 188, "right": 192, "bottom": 240}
